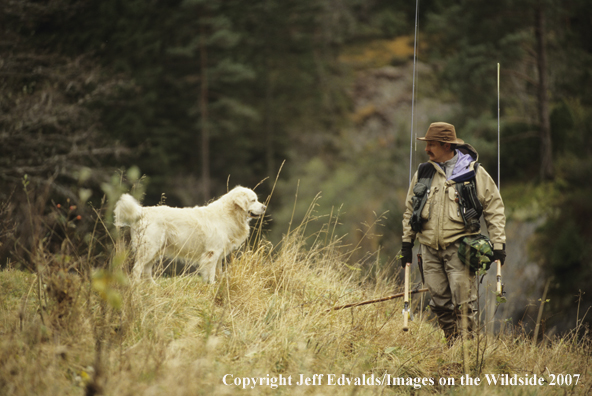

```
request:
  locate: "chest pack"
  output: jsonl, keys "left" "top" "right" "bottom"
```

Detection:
{"left": 455, "top": 163, "right": 483, "bottom": 233}
{"left": 409, "top": 163, "right": 436, "bottom": 232}
{"left": 409, "top": 162, "right": 482, "bottom": 233}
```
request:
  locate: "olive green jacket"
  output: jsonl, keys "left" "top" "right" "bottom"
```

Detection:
{"left": 402, "top": 146, "right": 506, "bottom": 251}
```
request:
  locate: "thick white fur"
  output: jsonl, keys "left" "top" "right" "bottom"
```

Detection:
{"left": 114, "top": 186, "right": 266, "bottom": 283}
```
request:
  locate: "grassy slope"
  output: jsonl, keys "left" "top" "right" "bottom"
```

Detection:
{"left": 0, "top": 214, "right": 590, "bottom": 396}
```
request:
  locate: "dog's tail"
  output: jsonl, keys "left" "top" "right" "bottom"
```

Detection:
{"left": 114, "top": 193, "right": 143, "bottom": 227}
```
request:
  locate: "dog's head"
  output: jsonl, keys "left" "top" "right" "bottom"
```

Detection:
{"left": 229, "top": 186, "right": 266, "bottom": 219}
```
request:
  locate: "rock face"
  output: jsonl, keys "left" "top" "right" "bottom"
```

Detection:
{"left": 480, "top": 218, "right": 545, "bottom": 334}
{"left": 350, "top": 62, "right": 457, "bottom": 169}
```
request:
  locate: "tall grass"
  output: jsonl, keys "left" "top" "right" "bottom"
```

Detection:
{"left": 0, "top": 194, "right": 590, "bottom": 395}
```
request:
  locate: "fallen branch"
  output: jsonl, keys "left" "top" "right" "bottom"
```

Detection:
{"left": 326, "top": 288, "right": 429, "bottom": 312}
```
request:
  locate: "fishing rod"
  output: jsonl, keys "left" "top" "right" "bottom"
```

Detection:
{"left": 496, "top": 63, "right": 504, "bottom": 299}
{"left": 497, "top": 63, "right": 501, "bottom": 192}
{"left": 408, "top": 0, "right": 419, "bottom": 187}
{"left": 403, "top": 0, "right": 421, "bottom": 332}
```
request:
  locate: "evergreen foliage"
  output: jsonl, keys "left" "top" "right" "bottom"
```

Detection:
{"left": 1, "top": 0, "right": 591, "bottom": 332}
{"left": 425, "top": 0, "right": 592, "bottom": 331}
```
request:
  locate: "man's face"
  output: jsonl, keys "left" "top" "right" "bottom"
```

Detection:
{"left": 425, "top": 141, "right": 452, "bottom": 162}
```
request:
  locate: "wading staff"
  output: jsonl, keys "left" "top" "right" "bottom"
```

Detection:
{"left": 402, "top": 263, "right": 411, "bottom": 331}
{"left": 496, "top": 261, "right": 502, "bottom": 295}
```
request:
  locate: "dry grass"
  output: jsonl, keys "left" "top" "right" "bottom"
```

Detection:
{"left": 0, "top": 209, "right": 590, "bottom": 395}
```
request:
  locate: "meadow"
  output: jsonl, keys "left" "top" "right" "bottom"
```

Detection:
{"left": 0, "top": 202, "right": 589, "bottom": 396}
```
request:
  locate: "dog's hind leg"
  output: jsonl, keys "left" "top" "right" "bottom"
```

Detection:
{"left": 132, "top": 246, "right": 158, "bottom": 283}
{"left": 132, "top": 228, "right": 163, "bottom": 283}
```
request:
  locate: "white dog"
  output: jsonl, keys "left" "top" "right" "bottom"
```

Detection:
{"left": 113, "top": 186, "right": 266, "bottom": 283}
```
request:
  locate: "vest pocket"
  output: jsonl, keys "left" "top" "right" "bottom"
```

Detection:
{"left": 420, "top": 186, "right": 437, "bottom": 221}
{"left": 445, "top": 186, "right": 465, "bottom": 229}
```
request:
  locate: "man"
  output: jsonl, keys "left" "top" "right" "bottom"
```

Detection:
{"left": 401, "top": 122, "right": 506, "bottom": 342}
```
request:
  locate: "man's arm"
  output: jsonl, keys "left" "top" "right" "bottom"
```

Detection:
{"left": 402, "top": 171, "right": 419, "bottom": 244}
{"left": 476, "top": 166, "right": 506, "bottom": 250}
{"left": 400, "top": 171, "right": 419, "bottom": 268}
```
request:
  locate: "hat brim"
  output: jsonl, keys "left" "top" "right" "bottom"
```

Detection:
{"left": 417, "top": 136, "right": 465, "bottom": 145}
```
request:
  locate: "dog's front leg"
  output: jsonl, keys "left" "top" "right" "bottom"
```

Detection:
{"left": 144, "top": 265, "right": 157, "bottom": 284}
{"left": 201, "top": 251, "right": 221, "bottom": 283}
{"left": 216, "top": 254, "right": 225, "bottom": 278}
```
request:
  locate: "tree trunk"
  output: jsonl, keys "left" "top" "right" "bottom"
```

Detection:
{"left": 535, "top": 1, "right": 554, "bottom": 180}
{"left": 264, "top": 64, "right": 275, "bottom": 181}
{"left": 264, "top": 0, "right": 275, "bottom": 182}
{"left": 200, "top": 23, "right": 211, "bottom": 202}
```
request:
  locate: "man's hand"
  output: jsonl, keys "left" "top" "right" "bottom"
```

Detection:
{"left": 401, "top": 241, "right": 414, "bottom": 268}
{"left": 493, "top": 249, "right": 506, "bottom": 266}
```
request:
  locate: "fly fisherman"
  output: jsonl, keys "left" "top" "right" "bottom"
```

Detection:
{"left": 401, "top": 122, "right": 507, "bottom": 344}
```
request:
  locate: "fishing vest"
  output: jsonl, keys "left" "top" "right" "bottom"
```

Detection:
{"left": 409, "top": 162, "right": 482, "bottom": 233}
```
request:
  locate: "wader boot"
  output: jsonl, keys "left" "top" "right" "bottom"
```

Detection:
{"left": 431, "top": 305, "right": 459, "bottom": 345}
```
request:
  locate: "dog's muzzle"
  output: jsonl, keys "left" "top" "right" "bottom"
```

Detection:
{"left": 249, "top": 205, "right": 266, "bottom": 218}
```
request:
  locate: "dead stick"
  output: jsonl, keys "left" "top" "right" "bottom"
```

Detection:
{"left": 326, "top": 287, "right": 429, "bottom": 312}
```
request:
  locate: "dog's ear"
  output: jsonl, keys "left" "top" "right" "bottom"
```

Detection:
{"left": 233, "top": 190, "right": 250, "bottom": 212}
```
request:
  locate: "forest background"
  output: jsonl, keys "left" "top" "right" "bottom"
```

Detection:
{"left": 1, "top": 0, "right": 591, "bottom": 335}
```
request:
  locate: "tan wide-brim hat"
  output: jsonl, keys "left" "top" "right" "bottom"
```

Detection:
{"left": 417, "top": 122, "right": 465, "bottom": 145}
